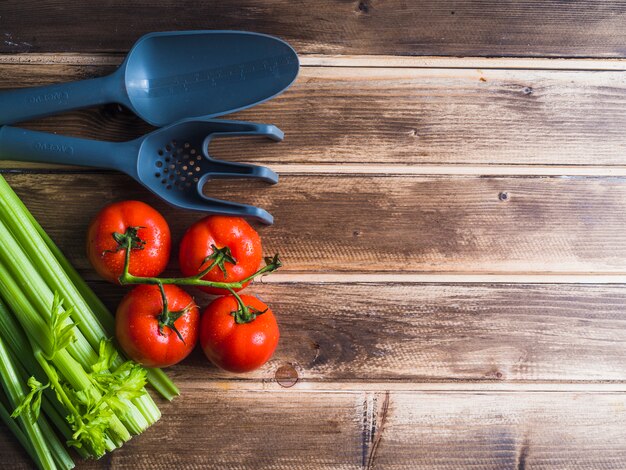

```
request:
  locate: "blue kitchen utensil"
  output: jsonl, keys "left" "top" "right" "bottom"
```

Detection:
{"left": 0, "top": 119, "right": 282, "bottom": 224}
{"left": 0, "top": 31, "right": 299, "bottom": 126}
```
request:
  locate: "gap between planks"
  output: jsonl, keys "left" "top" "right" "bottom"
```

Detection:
{"left": 301, "top": 55, "right": 626, "bottom": 71}
{"left": 6, "top": 165, "right": 626, "bottom": 176}
{"left": 177, "top": 380, "right": 626, "bottom": 393}
{"left": 262, "top": 273, "right": 626, "bottom": 284}
{"left": 272, "top": 164, "right": 626, "bottom": 176}
{"left": 2, "top": 53, "right": 626, "bottom": 71}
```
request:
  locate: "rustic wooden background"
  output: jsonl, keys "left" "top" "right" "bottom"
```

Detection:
{"left": 2, "top": 1, "right": 626, "bottom": 468}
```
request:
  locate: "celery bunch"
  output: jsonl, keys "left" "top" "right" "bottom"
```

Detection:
{"left": 0, "top": 175, "right": 179, "bottom": 469}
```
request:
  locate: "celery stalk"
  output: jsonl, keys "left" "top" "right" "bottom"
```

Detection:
{"left": 0, "top": 336, "right": 55, "bottom": 470}
{"left": 0, "top": 392, "right": 73, "bottom": 469}
{"left": 0, "top": 219, "right": 96, "bottom": 367}
{"left": 0, "top": 391, "right": 38, "bottom": 467}
{"left": 40, "top": 395, "right": 87, "bottom": 459}
{"left": 11, "top": 379, "right": 75, "bottom": 470}
{"left": 0, "top": 261, "right": 133, "bottom": 446}
{"left": 37, "top": 416, "right": 76, "bottom": 470}
{"left": 0, "top": 297, "right": 48, "bottom": 385}
{"left": 145, "top": 368, "right": 179, "bottom": 401}
{"left": 0, "top": 334, "right": 82, "bottom": 461}
{"left": 54, "top": 350, "right": 132, "bottom": 444}
{"left": 0, "top": 222, "right": 151, "bottom": 435}
{"left": 0, "top": 264, "right": 51, "bottom": 354}
{"left": 38, "top": 413, "right": 75, "bottom": 470}
{"left": 0, "top": 183, "right": 107, "bottom": 352}
{"left": 8, "top": 366, "right": 76, "bottom": 468}
{"left": 0, "top": 265, "right": 149, "bottom": 439}
{"left": 0, "top": 296, "right": 84, "bottom": 447}
{"left": 0, "top": 175, "right": 177, "bottom": 400}
{"left": 0, "top": 175, "right": 172, "bottom": 465}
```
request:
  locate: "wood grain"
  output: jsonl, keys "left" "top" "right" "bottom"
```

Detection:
{"left": 6, "top": 53, "right": 626, "bottom": 69}
{"left": 84, "top": 281, "right": 626, "bottom": 384}
{"left": 2, "top": 1, "right": 626, "bottom": 57}
{"left": 3, "top": 390, "right": 626, "bottom": 469}
{"left": 3, "top": 60, "right": 626, "bottom": 167}
{"left": 1, "top": 14, "right": 625, "bottom": 468}
{"left": 4, "top": 172, "right": 626, "bottom": 275}
{"left": 299, "top": 55, "right": 626, "bottom": 70}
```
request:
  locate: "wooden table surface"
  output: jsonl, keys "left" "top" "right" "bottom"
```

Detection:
{"left": 2, "top": 1, "right": 626, "bottom": 468}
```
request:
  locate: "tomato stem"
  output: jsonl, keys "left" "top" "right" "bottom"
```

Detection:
{"left": 227, "top": 287, "right": 268, "bottom": 324}
{"left": 119, "top": 240, "right": 281, "bottom": 290}
{"left": 155, "top": 283, "right": 188, "bottom": 343}
{"left": 118, "top": 238, "right": 281, "bottom": 326}
{"left": 196, "top": 245, "right": 237, "bottom": 279}
{"left": 103, "top": 226, "right": 145, "bottom": 256}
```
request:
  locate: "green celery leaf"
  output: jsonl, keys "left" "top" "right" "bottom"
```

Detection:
{"left": 47, "top": 292, "right": 76, "bottom": 357}
{"left": 10, "top": 376, "right": 49, "bottom": 422}
{"left": 67, "top": 406, "right": 113, "bottom": 457}
{"left": 91, "top": 360, "right": 147, "bottom": 417}
{"left": 91, "top": 339, "right": 118, "bottom": 374}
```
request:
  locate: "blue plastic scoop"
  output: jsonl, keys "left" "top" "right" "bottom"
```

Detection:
{"left": 0, "top": 119, "right": 282, "bottom": 224}
{"left": 0, "top": 31, "right": 299, "bottom": 126}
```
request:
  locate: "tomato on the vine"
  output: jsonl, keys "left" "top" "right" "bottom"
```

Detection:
{"left": 116, "top": 284, "right": 199, "bottom": 368}
{"left": 199, "top": 295, "right": 279, "bottom": 373}
{"left": 87, "top": 201, "right": 170, "bottom": 284}
{"left": 178, "top": 216, "right": 262, "bottom": 295}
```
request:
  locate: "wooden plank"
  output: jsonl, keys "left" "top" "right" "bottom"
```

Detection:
{"left": 2, "top": 1, "right": 626, "bottom": 57}
{"left": 4, "top": 172, "right": 626, "bottom": 274}
{"left": 6, "top": 53, "right": 626, "bottom": 70}
{"left": 265, "top": 273, "right": 626, "bottom": 284}
{"left": 2, "top": 63, "right": 626, "bottom": 167}
{"left": 273, "top": 165, "right": 626, "bottom": 177}
{"left": 85, "top": 281, "right": 626, "bottom": 384}
{"left": 3, "top": 390, "right": 626, "bottom": 469}
{"left": 299, "top": 55, "right": 626, "bottom": 71}
{"left": 138, "top": 381, "right": 626, "bottom": 393}
{"left": 6, "top": 53, "right": 626, "bottom": 71}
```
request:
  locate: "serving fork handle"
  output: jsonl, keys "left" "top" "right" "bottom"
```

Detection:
{"left": 0, "top": 126, "right": 136, "bottom": 174}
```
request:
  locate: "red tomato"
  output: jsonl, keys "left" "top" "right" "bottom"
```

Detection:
{"left": 200, "top": 295, "right": 279, "bottom": 373}
{"left": 116, "top": 284, "right": 199, "bottom": 368}
{"left": 87, "top": 201, "right": 170, "bottom": 284}
{"left": 179, "top": 216, "right": 262, "bottom": 295}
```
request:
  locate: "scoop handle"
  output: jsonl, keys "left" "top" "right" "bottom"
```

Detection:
{"left": 0, "top": 126, "right": 135, "bottom": 173}
{"left": 0, "top": 75, "right": 118, "bottom": 125}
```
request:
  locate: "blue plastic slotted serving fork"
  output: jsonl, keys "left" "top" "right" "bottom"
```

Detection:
{"left": 0, "top": 119, "right": 282, "bottom": 224}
